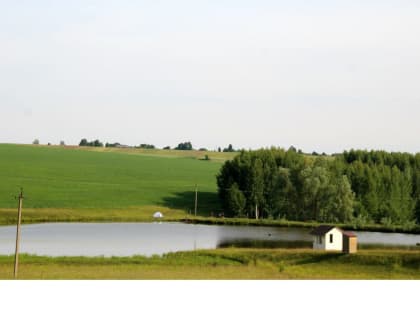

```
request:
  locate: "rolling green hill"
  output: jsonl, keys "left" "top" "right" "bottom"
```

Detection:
{"left": 0, "top": 144, "right": 234, "bottom": 221}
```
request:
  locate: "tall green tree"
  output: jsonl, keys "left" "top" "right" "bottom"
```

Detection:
{"left": 322, "top": 175, "right": 354, "bottom": 223}
{"left": 226, "top": 183, "right": 246, "bottom": 217}
{"left": 301, "top": 166, "right": 331, "bottom": 221}
{"left": 175, "top": 142, "right": 193, "bottom": 150}
{"left": 248, "top": 158, "right": 264, "bottom": 219}
{"left": 271, "top": 168, "right": 295, "bottom": 219}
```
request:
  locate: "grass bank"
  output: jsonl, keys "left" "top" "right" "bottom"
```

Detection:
{"left": 0, "top": 206, "right": 188, "bottom": 225}
{"left": 2, "top": 208, "right": 419, "bottom": 235}
{"left": 178, "top": 217, "right": 420, "bottom": 234}
{"left": 0, "top": 248, "right": 419, "bottom": 279}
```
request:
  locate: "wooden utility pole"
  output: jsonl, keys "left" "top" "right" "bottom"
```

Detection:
{"left": 194, "top": 184, "right": 198, "bottom": 216}
{"left": 14, "top": 188, "right": 24, "bottom": 279}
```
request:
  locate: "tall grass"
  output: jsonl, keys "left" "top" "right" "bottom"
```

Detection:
{"left": 0, "top": 249, "right": 419, "bottom": 279}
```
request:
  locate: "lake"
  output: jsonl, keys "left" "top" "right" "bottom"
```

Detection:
{"left": 0, "top": 222, "right": 419, "bottom": 257}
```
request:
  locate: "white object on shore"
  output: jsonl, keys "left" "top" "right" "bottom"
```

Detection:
{"left": 153, "top": 212, "right": 164, "bottom": 218}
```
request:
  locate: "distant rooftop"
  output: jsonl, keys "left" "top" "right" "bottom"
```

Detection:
{"left": 310, "top": 225, "right": 336, "bottom": 236}
{"left": 310, "top": 225, "right": 357, "bottom": 237}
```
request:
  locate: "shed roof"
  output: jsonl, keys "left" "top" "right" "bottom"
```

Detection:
{"left": 342, "top": 231, "right": 357, "bottom": 237}
{"left": 310, "top": 225, "right": 342, "bottom": 236}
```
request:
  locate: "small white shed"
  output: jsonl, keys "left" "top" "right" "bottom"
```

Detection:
{"left": 310, "top": 225, "right": 344, "bottom": 251}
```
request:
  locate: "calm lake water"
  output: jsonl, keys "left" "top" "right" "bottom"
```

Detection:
{"left": 0, "top": 222, "right": 419, "bottom": 257}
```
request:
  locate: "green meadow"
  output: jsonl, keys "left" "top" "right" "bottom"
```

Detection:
{"left": 1, "top": 248, "right": 419, "bottom": 279}
{"left": 1, "top": 144, "right": 419, "bottom": 280}
{"left": 0, "top": 144, "right": 234, "bottom": 223}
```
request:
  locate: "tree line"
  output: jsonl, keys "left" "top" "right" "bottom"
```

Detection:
{"left": 79, "top": 139, "right": 104, "bottom": 147}
{"left": 78, "top": 139, "right": 239, "bottom": 152}
{"left": 217, "top": 148, "right": 420, "bottom": 227}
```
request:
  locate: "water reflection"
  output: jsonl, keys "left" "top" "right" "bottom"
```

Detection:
{"left": 218, "top": 240, "right": 312, "bottom": 249}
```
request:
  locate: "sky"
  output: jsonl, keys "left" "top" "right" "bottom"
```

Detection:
{"left": 1, "top": 0, "right": 419, "bottom": 154}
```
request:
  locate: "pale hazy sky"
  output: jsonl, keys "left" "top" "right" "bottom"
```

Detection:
{"left": 1, "top": 1, "right": 419, "bottom": 153}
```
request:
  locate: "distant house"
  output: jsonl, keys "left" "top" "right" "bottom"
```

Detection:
{"left": 310, "top": 225, "right": 357, "bottom": 253}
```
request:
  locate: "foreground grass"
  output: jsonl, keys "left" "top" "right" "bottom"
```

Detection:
{"left": 0, "top": 249, "right": 419, "bottom": 279}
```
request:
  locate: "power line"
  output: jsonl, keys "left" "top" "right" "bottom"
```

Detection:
{"left": 194, "top": 184, "right": 198, "bottom": 217}
{"left": 14, "top": 188, "right": 24, "bottom": 279}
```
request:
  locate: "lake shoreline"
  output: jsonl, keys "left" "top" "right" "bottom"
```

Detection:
{"left": 1, "top": 214, "right": 419, "bottom": 235}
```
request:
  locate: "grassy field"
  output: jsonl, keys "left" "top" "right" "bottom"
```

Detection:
{"left": 0, "top": 144, "right": 417, "bottom": 280}
{"left": 1, "top": 144, "right": 420, "bottom": 234}
{"left": 0, "top": 144, "right": 234, "bottom": 222}
{"left": 0, "top": 248, "right": 419, "bottom": 279}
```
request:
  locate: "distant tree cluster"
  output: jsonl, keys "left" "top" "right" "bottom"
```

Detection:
{"left": 79, "top": 139, "right": 104, "bottom": 147}
{"left": 217, "top": 148, "right": 420, "bottom": 227}
{"left": 137, "top": 144, "right": 155, "bottom": 149}
{"left": 311, "top": 151, "right": 327, "bottom": 156}
{"left": 163, "top": 146, "right": 171, "bottom": 150}
{"left": 175, "top": 142, "right": 193, "bottom": 150}
{"left": 105, "top": 142, "right": 120, "bottom": 148}
{"left": 223, "top": 144, "right": 235, "bottom": 152}
{"left": 32, "top": 139, "right": 66, "bottom": 146}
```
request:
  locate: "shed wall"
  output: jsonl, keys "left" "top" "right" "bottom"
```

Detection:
{"left": 313, "top": 235, "right": 326, "bottom": 250}
{"left": 343, "top": 236, "right": 358, "bottom": 254}
{"left": 325, "top": 228, "right": 343, "bottom": 251}
{"left": 312, "top": 228, "right": 343, "bottom": 251}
